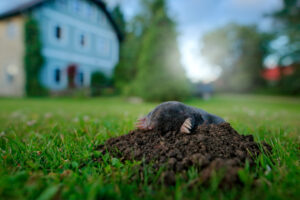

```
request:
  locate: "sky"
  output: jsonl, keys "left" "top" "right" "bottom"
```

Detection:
{"left": 0, "top": 0, "right": 283, "bottom": 82}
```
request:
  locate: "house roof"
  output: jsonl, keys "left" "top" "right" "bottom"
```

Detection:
{"left": 0, "top": 0, "right": 123, "bottom": 41}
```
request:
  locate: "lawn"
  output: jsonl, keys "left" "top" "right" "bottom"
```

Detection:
{"left": 0, "top": 95, "right": 299, "bottom": 200}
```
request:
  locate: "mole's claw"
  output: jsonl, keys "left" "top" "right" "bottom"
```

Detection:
{"left": 136, "top": 117, "right": 149, "bottom": 130}
{"left": 181, "top": 127, "right": 189, "bottom": 133}
{"left": 137, "top": 125, "right": 147, "bottom": 130}
{"left": 138, "top": 117, "right": 146, "bottom": 122}
{"left": 180, "top": 118, "right": 192, "bottom": 134}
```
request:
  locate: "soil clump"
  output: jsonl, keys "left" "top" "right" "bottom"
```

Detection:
{"left": 96, "top": 123, "right": 271, "bottom": 186}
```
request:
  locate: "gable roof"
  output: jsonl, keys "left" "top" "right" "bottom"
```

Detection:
{"left": 0, "top": 0, "right": 123, "bottom": 41}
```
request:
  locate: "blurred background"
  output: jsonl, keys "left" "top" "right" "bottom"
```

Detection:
{"left": 0, "top": 0, "right": 299, "bottom": 101}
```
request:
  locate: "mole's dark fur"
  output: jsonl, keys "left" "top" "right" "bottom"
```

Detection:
{"left": 136, "top": 101, "right": 225, "bottom": 134}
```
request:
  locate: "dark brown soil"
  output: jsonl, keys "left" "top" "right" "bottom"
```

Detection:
{"left": 96, "top": 123, "right": 271, "bottom": 186}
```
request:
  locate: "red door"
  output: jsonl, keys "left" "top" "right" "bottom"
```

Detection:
{"left": 67, "top": 64, "right": 77, "bottom": 89}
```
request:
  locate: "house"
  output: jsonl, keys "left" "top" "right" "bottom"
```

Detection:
{"left": 261, "top": 66, "right": 295, "bottom": 82}
{"left": 193, "top": 82, "right": 214, "bottom": 100}
{"left": 0, "top": 0, "right": 123, "bottom": 96}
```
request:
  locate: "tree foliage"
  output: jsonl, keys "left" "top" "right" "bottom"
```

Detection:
{"left": 112, "top": 4, "right": 141, "bottom": 94}
{"left": 129, "top": 0, "right": 191, "bottom": 101}
{"left": 90, "top": 72, "right": 111, "bottom": 96}
{"left": 111, "top": 5, "right": 126, "bottom": 37}
{"left": 270, "top": 0, "right": 300, "bottom": 95}
{"left": 201, "top": 24, "right": 271, "bottom": 92}
{"left": 24, "top": 16, "right": 47, "bottom": 96}
{"left": 113, "top": 32, "right": 140, "bottom": 94}
{"left": 272, "top": 0, "right": 300, "bottom": 47}
{"left": 278, "top": 67, "right": 300, "bottom": 95}
{"left": 113, "top": 0, "right": 190, "bottom": 101}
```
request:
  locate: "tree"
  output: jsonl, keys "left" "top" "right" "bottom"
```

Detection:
{"left": 272, "top": 0, "right": 300, "bottom": 49}
{"left": 112, "top": 5, "right": 143, "bottom": 94}
{"left": 201, "top": 24, "right": 271, "bottom": 92}
{"left": 113, "top": 32, "right": 140, "bottom": 94}
{"left": 113, "top": 1, "right": 151, "bottom": 95}
{"left": 111, "top": 5, "right": 126, "bottom": 37}
{"left": 24, "top": 16, "right": 47, "bottom": 96}
{"left": 270, "top": 0, "right": 300, "bottom": 95}
{"left": 131, "top": 0, "right": 191, "bottom": 101}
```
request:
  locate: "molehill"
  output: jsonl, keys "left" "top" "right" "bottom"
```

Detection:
{"left": 96, "top": 123, "right": 272, "bottom": 186}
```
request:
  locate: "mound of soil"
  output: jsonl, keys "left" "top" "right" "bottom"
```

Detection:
{"left": 96, "top": 123, "right": 271, "bottom": 186}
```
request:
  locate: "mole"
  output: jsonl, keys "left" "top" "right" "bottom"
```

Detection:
{"left": 136, "top": 101, "right": 225, "bottom": 134}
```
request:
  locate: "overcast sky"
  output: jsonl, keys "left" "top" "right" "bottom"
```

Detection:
{"left": 0, "top": 0, "right": 283, "bottom": 82}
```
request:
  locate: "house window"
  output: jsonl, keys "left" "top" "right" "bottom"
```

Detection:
{"left": 50, "top": 23, "right": 68, "bottom": 45}
{"left": 54, "top": 68, "right": 61, "bottom": 83}
{"left": 97, "top": 38, "right": 110, "bottom": 56}
{"left": 77, "top": 32, "right": 89, "bottom": 49}
{"left": 73, "top": 0, "right": 81, "bottom": 13}
{"left": 6, "top": 22, "right": 16, "bottom": 38}
{"left": 86, "top": 4, "right": 92, "bottom": 17}
{"left": 5, "top": 65, "right": 18, "bottom": 84}
{"left": 92, "top": 7, "right": 97, "bottom": 20}
{"left": 97, "top": 14, "right": 102, "bottom": 24}
{"left": 79, "top": 72, "right": 84, "bottom": 86}
{"left": 97, "top": 13, "right": 106, "bottom": 25}
{"left": 102, "top": 16, "right": 107, "bottom": 25}
{"left": 6, "top": 74, "right": 14, "bottom": 83}
{"left": 80, "top": 34, "right": 85, "bottom": 47}
{"left": 55, "top": 25, "right": 62, "bottom": 40}
{"left": 57, "top": 0, "right": 67, "bottom": 7}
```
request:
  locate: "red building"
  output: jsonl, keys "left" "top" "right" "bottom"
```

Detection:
{"left": 261, "top": 66, "right": 295, "bottom": 81}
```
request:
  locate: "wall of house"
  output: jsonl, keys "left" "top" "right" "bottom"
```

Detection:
{"left": 0, "top": 16, "right": 25, "bottom": 96}
{"left": 34, "top": 0, "right": 119, "bottom": 91}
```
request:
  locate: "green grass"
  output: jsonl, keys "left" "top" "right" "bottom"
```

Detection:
{"left": 0, "top": 95, "right": 299, "bottom": 200}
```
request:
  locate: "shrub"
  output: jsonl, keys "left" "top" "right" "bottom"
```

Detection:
{"left": 90, "top": 72, "right": 111, "bottom": 96}
{"left": 24, "top": 16, "right": 48, "bottom": 96}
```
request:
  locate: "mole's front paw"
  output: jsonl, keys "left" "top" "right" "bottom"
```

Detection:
{"left": 136, "top": 117, "right": 153, "bottom": 131}
{"left": 180, "top": 118, "right": 192, "bottom": 134}
{"left": 136, "top": 117, "right": 147, "bottom": 130}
